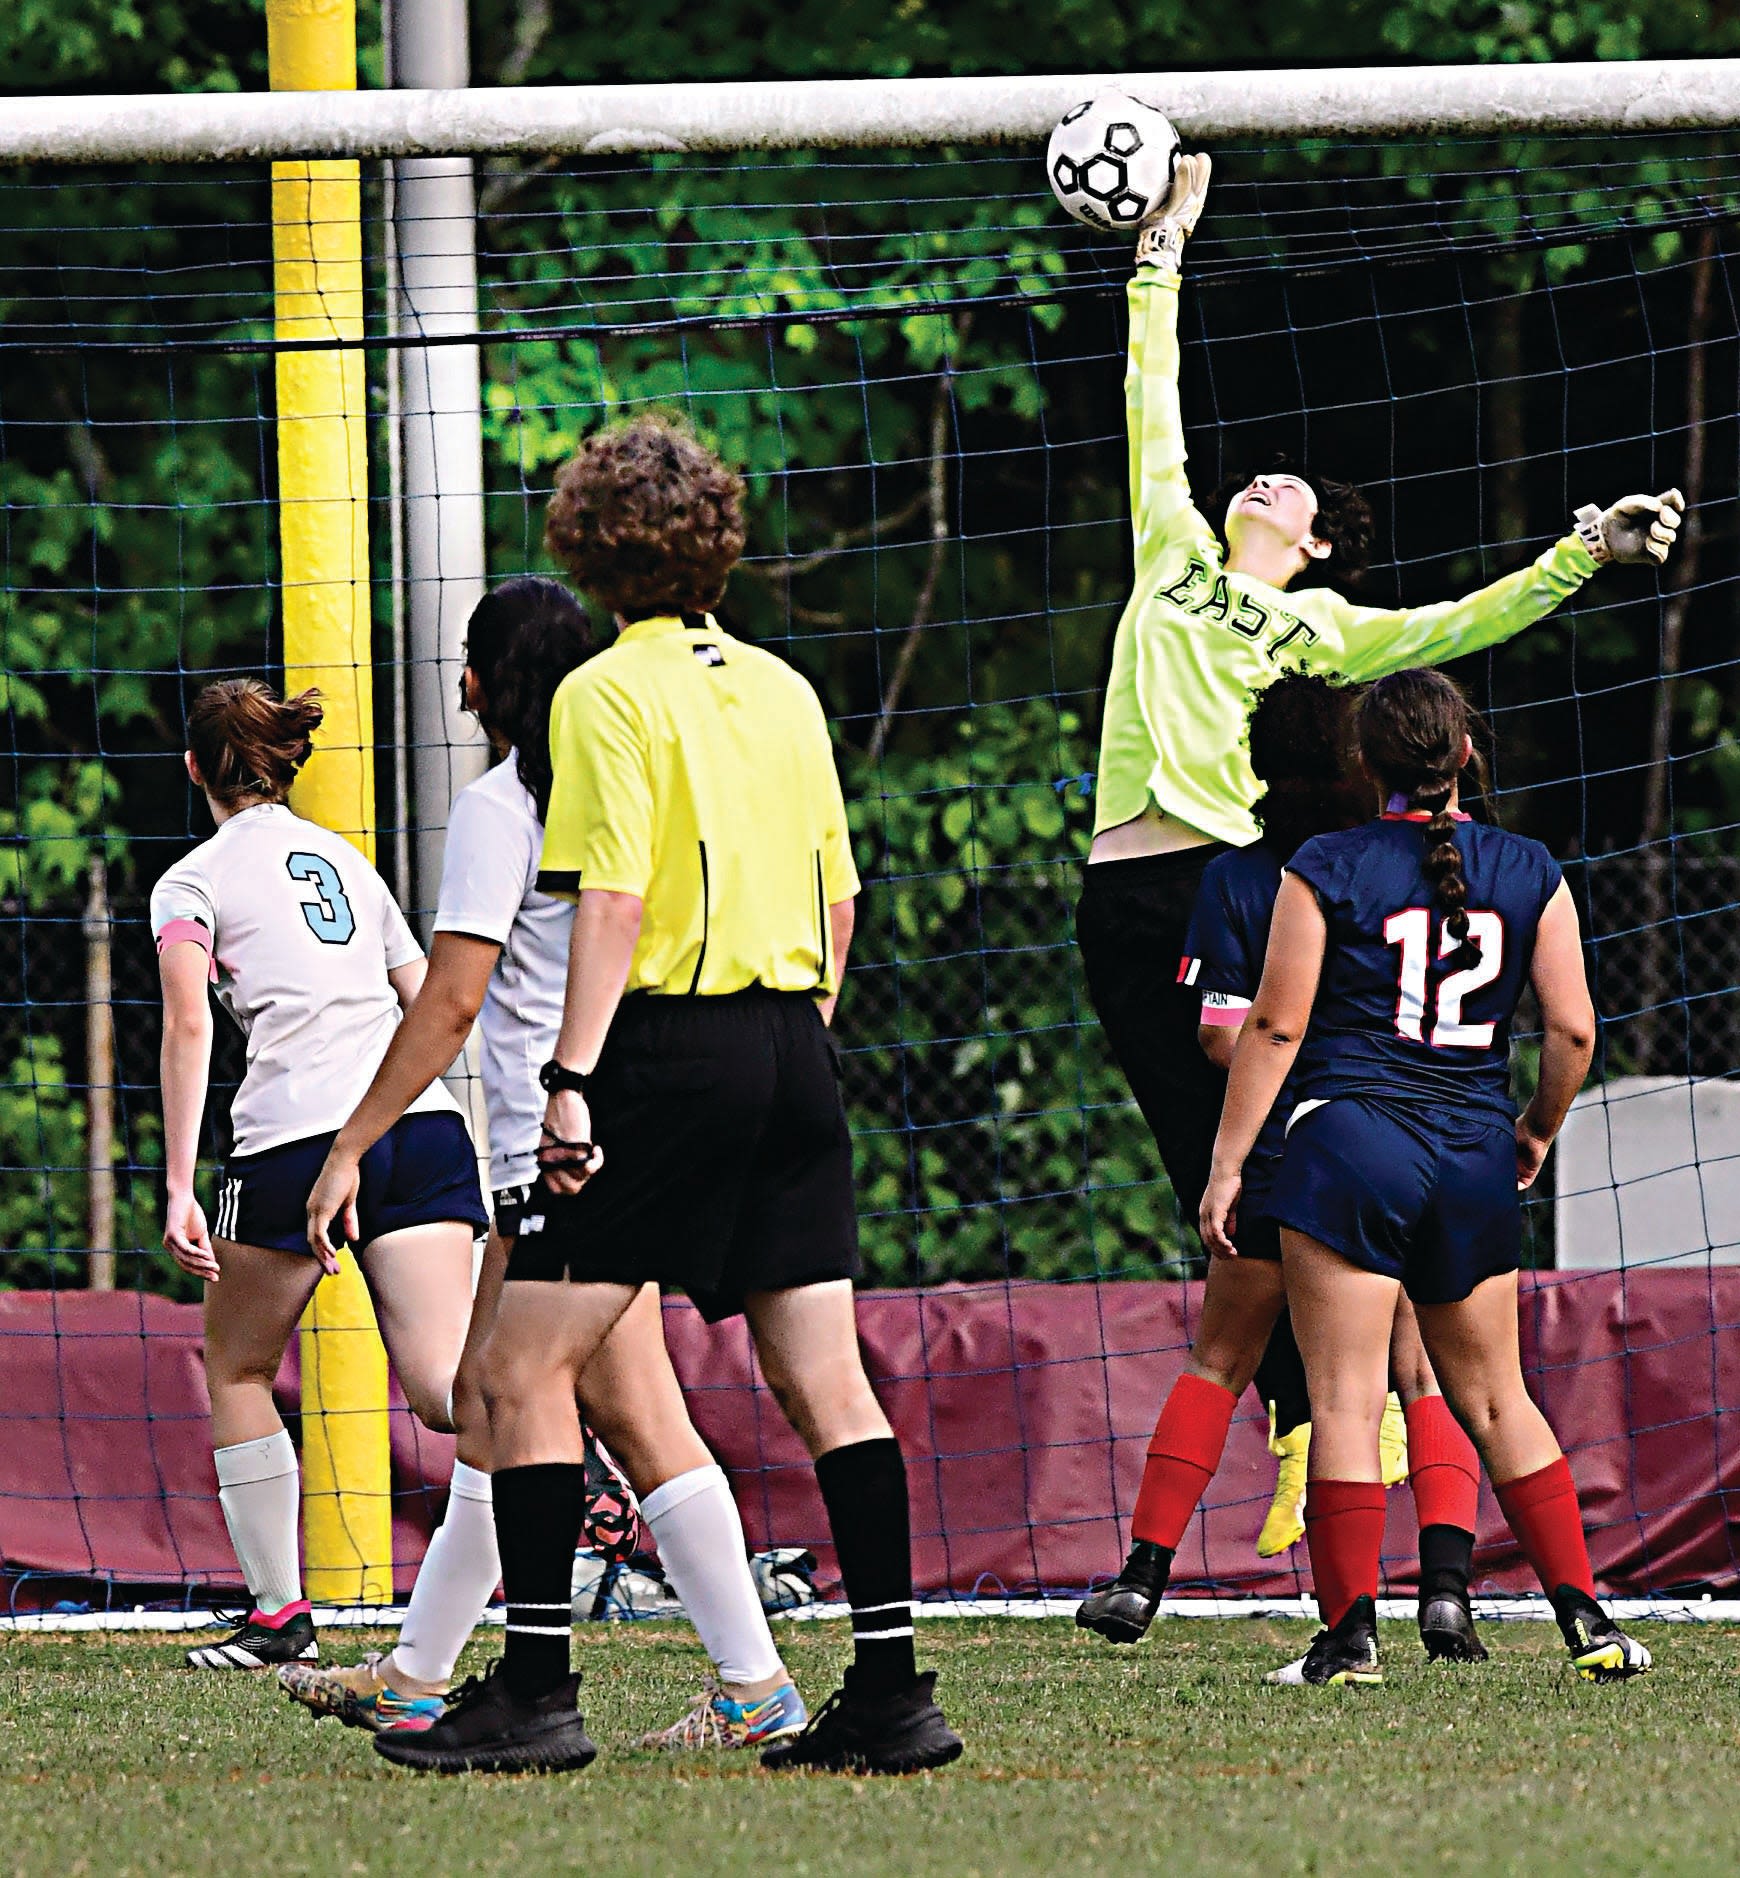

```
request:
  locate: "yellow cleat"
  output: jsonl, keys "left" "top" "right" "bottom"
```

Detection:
{"left": 1380, "top": 1392, "right": 1410, "bottom": 1489}
{"left": 1257, "top": 1411, "right": 1310, "bottom": 1559}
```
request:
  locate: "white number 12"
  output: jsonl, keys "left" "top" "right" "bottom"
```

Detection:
{"left": 1382, "top": 907, "right": 1505, "bottom": 1049}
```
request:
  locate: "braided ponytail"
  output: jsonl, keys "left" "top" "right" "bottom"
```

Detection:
{"left": 1357, "top": 670, "right": 1487, "bottom": 970}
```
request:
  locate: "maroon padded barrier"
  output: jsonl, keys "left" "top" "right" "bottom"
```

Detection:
{"left": 2, "top": 1274, "right": 1736, "bottom": 1606}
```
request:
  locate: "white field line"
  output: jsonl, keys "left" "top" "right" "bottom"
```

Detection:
{"left": 5, "top": 1596, "right": 1738, "bottom": 1633}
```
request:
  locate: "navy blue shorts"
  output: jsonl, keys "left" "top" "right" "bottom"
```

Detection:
{"left": 216, "top": 1112, "right": 488, "bottom": 1256}
{"left": 1263, "top": 1097, "right": 1520, "bottom": 1306}
{"left": 1235, "top": 1165, "right": 1282, "bottom": 1262}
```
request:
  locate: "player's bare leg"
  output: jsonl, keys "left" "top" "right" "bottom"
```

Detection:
{"left": 575, "top": 1288, "right": 806, "bottom": 1749}
{"left": 191, "top": 1240, "right": 323, "bottom": 1669}
{"left": 280, "top": 1220, "right": 490, "bottom": 1729}
{"left": 1388, "top": 1298, "right": 1486, "bottom": 1661}
{"left": 1416, "top": 1274, "right": 1649, "bottom": 1682}
{"left": 1078, "top": 1253, "right": 1285, "bottom": 1643}
{"left": 1263, "top": 1231, "right": 1393, "bottom": 1686}
{"left": 746, "top": 1282, "right": 962, "bottom": 1775}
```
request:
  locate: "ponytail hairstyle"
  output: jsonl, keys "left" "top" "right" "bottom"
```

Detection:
{"left": 1246, "top": 671, "right": 1363, "bottom": 861}
{"left": 462, "top": 577, "right": 593, "bottom": 822}
{"left": 185, "top": 677, "right": 322, "bottom": 809}
{"left": 1356, "top": 668, "right": 1491, "bottom": 971}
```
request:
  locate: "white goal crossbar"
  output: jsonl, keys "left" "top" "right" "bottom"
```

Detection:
{"left": 3, "top": 61, "right": 1737, "bottom": 166}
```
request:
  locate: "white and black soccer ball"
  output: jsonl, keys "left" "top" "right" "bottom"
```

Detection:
{"left": 1046, "top": 92, "right": 1180, "bottom": 236}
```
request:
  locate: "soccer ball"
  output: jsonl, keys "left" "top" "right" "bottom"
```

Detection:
{"left": 1046, "top": 92, "right": 1180, "bottom": 236}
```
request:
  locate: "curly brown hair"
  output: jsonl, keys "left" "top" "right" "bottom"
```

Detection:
{"left": 1206, "top": 454, "right": 1375, "bottom": 590}
{"left": 544, "top": 414, "right": 747, "bottom": 621}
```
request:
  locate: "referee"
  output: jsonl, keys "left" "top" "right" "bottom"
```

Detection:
{"left": 392, "top": 415, "right": 961, "bottom": 1777}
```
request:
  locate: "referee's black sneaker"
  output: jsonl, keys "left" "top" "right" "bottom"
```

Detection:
{"left": 1074, "top": 1540, "right": 1172, "bottom": 1644}
{"left": 1265, "top": 1594, "right": 1384, "bottom": 1686}
{"left": 374, "top": 1660, "right": 598, "bottom": 1774}
{"left": 186, "top": 1608, "right": 317, "bottom": 1671}
{"left": 759, "top": 1667, "right": 962, "bottom": 1775}
{"left": 1550, "top": 1586, "right": 1653, "bottom": 1684}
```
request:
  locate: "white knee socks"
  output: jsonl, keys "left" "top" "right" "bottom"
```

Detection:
{"left": 213, "top": 1431, "right": 303, "bottom": 1617}
{"left": 642, "top": 1464, "right": 783, "bottom": 1687}
{"left": 390, "top": 1461, "right": 500, "bottom": 1688}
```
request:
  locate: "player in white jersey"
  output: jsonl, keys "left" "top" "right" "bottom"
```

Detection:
{"left": 153, "top": 679, "right": 489, "bottom": 1672}
{"left": 283, "top": 579, "right": 809, "bottom": 1752}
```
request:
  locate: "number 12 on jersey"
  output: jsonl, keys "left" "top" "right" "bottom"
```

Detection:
{"left": 1383, "top": 907, "right": 1504, "bottom": 1048}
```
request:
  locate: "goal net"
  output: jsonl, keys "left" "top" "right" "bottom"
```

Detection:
{"left": 3, "top": 101, "right": 1736, "bottom": 1614}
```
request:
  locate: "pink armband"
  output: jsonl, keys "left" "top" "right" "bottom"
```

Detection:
{"left": 157, "top": 919, "right": 218, "bottom": 983}
{"left": 1199, "top": 991, "right": 1251, "bottom": 1029}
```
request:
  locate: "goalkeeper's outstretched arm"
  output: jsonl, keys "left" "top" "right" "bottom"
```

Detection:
{"left": 1320, "top": 488, "right": 1687, "bottom": 681}
{"left": 1124, "top": 154, "right": 1217, "bottom": 562}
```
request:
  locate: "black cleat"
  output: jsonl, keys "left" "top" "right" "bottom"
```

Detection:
{"left": 1074, "top": 1540, "right": 1172, "bottom": 1644}
{"left": 373, "top": 1660, "right": 598, "bottom": 1774}
{"left": 1419, "top": 1585, "right": 1489, "bottom": 1662}
{"left": 1549, "top": 1585, "right": 1653, "bottom": 1684}
{"left": 186, "top": 1609, "right": 317, "bottom": 1671}
{"left": 760, "top": 1667, "right": 962, "bottom": 1775}
{"left": 1266, "top": 1593, "right": 1383, "bottom": 1686}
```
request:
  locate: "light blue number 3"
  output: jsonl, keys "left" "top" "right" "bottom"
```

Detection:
{"left": 286, "top": 851, "right": 356, "bottom": 945}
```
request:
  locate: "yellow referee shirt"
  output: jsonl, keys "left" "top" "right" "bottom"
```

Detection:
{"left": 539, "top": 613, "right": 861, "bottom": 997}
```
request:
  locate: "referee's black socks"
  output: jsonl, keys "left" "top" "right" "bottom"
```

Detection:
{"left": 815, "top": 1437, "right": 918, "bottom": 1696}
{"left": 493, "top": 1462, "right": 586, "bottom": 1700}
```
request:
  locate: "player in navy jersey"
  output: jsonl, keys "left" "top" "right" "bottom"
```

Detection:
{"left": 1078, "top": 677, "right": 1486, "bottom": 1662}
{"left": 1201, "top": 668, "right": 1650, "bottom": 1687}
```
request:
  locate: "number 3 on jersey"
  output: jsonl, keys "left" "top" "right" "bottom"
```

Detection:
{"left": 1384, "top": 907, "right": 1504, "bottom": 1048}
{"left": 286, "top": 851, "right": 356, "bottom": 944}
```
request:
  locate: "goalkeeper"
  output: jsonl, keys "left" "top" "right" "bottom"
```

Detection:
{"left": 1075, "top": 152, "right": 1683, "bottom": 1589}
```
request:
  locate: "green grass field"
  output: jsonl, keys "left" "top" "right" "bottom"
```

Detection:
{"left": 3, "top": 1617, "right": 1734, "bottom": 1877}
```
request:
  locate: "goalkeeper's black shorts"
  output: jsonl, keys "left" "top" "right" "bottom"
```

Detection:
{"left": 506, "top": 987, "right": 859, "bottom": 1322}
{"left": 1075, "top": 844, "right": 1229, "bottom": 1232}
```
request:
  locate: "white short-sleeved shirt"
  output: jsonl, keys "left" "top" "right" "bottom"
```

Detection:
{"left": 432, "top": 756, "right": 573, "bottom": 1191}
{"left": 149, "top": 802, "right": 458, "bottom": 1158}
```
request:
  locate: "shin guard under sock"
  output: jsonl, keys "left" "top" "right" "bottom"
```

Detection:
{"left": 1495, "top": 1457, "right": 1596, "bottom": 1599}
{"left": 814, "top": 1438, "right": 917, "bottom": 1697}
{"left": 1131, "top": 1374, "right": 1237, "bottom": 1550}
{"left": 1405, "top": 1394, "right": 1481, "bottom": 1535}
{"left": 493, "top": 1462, "right": 587, "bottom": 1701}
{"left": 1305, "top": 1479, "right": 1386, "bottom": 1629}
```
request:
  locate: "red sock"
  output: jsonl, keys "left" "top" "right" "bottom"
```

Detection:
{"left": 1131, "top": 1374, "right": 1237, "bottom": 1549}
{"left": 249, "top": 1598, "right": 311, "bottom": 1628}
{"left": 1495, "top": 1458, "right": 1595, "bottom": 1598}
{"left": 1405, "top": 1395, "right": 1480, "bottom": 1534}
{"left": 1305, "top": 1479, "right": 1386, "bottom": 1628}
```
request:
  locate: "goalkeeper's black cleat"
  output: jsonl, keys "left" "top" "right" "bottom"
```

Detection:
{"left": 1419, "top": 1587, "right": 1489, "bottom": 1662}
{"left": 374, "top": 1660, "right": 598, "bottom": 1774}
{"left": 1266, "top": 1594, "right": 1383, "bottom": 1686}
{"left": 186, "top": 1608, "right": 317, "bottom": 1671}
{"left": 1416, "top": 1524, "right": 1487, "bottom": 1661}
{"left": 760, "top": 1667, "right": 962, "bottom": 1776}
{"left": 1550, "top": 1586, "right": 1653, "bottom": 1684}
{"left": 1074, "top": 1540, "right": 1172, "bottom": 1644}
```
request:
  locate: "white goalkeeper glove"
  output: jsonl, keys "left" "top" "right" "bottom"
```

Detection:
{"left": 1135, "top": 152, "right": 1212, "bottom": 277}
{"left": 1573, "top": 489, "right": 1686, "bottom": 567}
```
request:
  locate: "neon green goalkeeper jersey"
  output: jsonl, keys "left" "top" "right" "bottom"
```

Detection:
{"left": 1094, "top": 272, "right": 1601, "bottom": 848}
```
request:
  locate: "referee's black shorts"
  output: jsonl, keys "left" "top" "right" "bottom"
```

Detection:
{"left": 506, "top": 987, "right": 860, "bottom": 1322}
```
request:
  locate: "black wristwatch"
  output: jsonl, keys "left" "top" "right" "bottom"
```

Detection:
{"left": 539, "top": 1059, "right": 592, "bottom": 1096}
